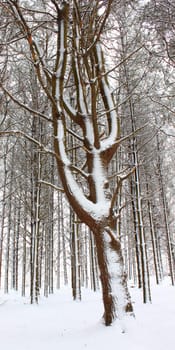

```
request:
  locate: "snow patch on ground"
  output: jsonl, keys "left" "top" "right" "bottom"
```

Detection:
{"left": 0, "top": 279, "right": 175, "bottom": 350}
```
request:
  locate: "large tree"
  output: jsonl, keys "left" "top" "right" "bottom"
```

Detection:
{"left": 0, "top": 0, "right": 136, "bottom": 325}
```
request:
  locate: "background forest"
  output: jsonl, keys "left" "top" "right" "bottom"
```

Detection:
{"left": 0, "top": 0, "right": 175, "bottom": 325}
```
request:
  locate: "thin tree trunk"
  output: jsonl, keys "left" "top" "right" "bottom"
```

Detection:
{"left": 34, "top": 149, "right": 41, "bottom": 303}
{"left": 146, "top": 181, "right": 161, "bottom": 284}
{"left": 56, "top": 192, "right": 61, "bottom": 289}
{"left": 83, "top": 226, "right": 89, "bottom": 289}
{"left": 15, "top": 204, "right": 20, "bottom": 291}
{"left": 70, "top": 209, "right": 81, "bottom": 300}
{"left": 0, "top": 152, "right": 8, "bottom": 288}
{"left": 12, "top": 199, "right": 17, "bottom": 290}
{"left": 156, "top": 133, "right": 174, "bottom": 285}
{"left": 48, "top": 156, "right": 54, "bottom": 293}
{"left": 22, "top": 145, "right": 27, "bottom": 297}
{"left": 89, "top": 230, "right": 99, "bottom": 291}
{"left": 4, "top": 147, "right": 15, "bottom": 294}
{"left": 61, "top": 203, "right": 68, "bottom": 286}
{"left": 130, "top": 176, "right": 142, "bottom": 288}
{"left": 44, "top": 223, "right": 49, "bottom": 298}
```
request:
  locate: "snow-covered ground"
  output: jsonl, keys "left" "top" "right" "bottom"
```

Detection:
{"left": 0, "top": 279, "right": 175, "bottom": 350}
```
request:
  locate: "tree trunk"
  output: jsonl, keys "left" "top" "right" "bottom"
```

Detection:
{"left": 89, "top": 230, "right": 99, "bottom": 291}
{"left": 93, "top": 228, "right": 133, "bottom": 326}
{"left": 156, "top": 132, "right": 175, "bottom": 285}
{"left": 70, "top": 209, "right": 81, "bottom": 300}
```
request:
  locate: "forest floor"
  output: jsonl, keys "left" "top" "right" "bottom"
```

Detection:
{"left": 0, "top": 278, "right": 175, "bottom": 350}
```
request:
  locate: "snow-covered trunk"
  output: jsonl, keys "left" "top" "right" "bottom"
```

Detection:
{"left": 93, "top": 228, "right": 133, "bottom": 326}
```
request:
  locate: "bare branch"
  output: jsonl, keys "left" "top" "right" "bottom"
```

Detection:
{"left": 0, "top": 85, "right": 52, "bottom": 123}
{"left": 0, "top": 130, "right": 54, "bottom": 155}
{"left": 150, "top": 96, "right": 175, "bottom": 117}
{"left": 110, "top": 166, "right": 136, "bottom": 216}
{"left": 114, "top": 123, "right": 149, "bottom": 146}
{"left": 38, "top": 180, "right": 64, "bottom": 193}
{"left": 66, "top": 128, "right": 84, "bottom": 143}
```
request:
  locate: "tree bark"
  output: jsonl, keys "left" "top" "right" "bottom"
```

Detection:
{"left": 94, "top": 227, "right": 133, "bottom": 326}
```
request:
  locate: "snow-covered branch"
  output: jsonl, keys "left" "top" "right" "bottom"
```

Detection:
{"left": 95, "top": 43, "right": 120, "bottom": 154}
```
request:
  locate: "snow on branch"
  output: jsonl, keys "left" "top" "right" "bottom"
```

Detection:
{"left": 57, "top": 118, "right": 110, "bottom": 221}
{"left": 95, "top": 43, "right": 119, "bottom": 152}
